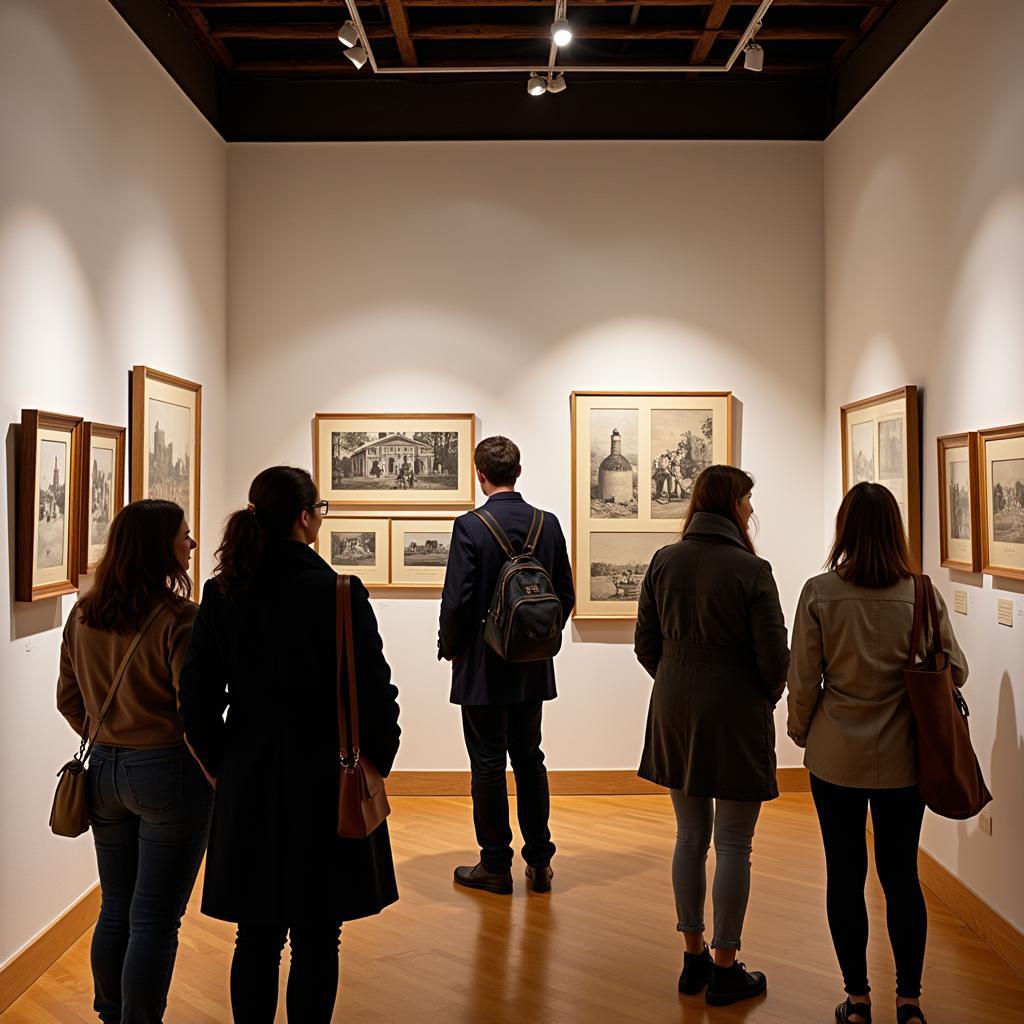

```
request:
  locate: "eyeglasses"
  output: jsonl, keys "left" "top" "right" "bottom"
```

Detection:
{"left": 309, "top": 500, "right": 329, "bottom": 515}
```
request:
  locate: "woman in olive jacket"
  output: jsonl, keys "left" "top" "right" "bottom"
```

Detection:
{"left": 179, "top": 466, "right": 400, "bottom": 1024}
{"left": 635, "top": 465, "right": 789, "bottom": 1007}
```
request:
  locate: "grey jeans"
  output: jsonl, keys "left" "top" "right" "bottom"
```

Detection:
{"left": 669, "top": 790, "right": 762, "bottom": 950}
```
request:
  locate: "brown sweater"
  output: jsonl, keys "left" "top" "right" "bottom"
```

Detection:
{"left": 57, "top": 598, "right": 198, "bottom": 748}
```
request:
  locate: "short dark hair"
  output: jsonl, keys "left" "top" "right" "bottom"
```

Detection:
{"left": 827, "top": 482, "right": 915, "bottom": 588}
{"left": 474, "top": 436, "right": 520, "bottom": 487}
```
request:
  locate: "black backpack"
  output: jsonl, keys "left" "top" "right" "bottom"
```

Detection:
{"left": 471, "top": 507, "right": 565, "bottom": 663}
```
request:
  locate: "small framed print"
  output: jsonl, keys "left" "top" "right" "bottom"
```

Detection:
{"left": 16, "top": 410, "right": 83, "bottom": 602}
{"left": 317, "top": 516, "right": 390, "bottom": 585}
{"left": 937, "top": 433, "right": 981, "bottom": 572}
{"left": 389, "top": 518, "right": 456, "bottom": 588}
{"left": 80, "top": 423, "right": 126, "bottom": 574}
{"left": 978, "top": 423, "right": 1024, "bottom": 580}
{"left": 313, "top": 413, "right": 475, "bottom": 508}
{"left": 841, "top": 386, "right": 921, "bottom": 566}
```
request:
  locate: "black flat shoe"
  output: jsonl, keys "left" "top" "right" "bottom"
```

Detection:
{"left": 678, "top": 945, "right": 712, "bottom": 995}
{"left": 896, "top": 1005, "right": 926, "bottom": 1024}
{"left": 705, "top": 962, "right": 767, "bottom": 1006}
{"left": 453, "top": 863, "right": 513, "bottom": 895}
{"left": 525, "top": 864, "right": 553, "bottom": 893}
{"left": 836, "top": 998, "right": 872, "bottom": 1023}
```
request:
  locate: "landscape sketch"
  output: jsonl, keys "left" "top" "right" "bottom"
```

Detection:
{"left": 992, "top": 458, "right": 1024, "bottom": 544}
{"left": 37, "top": 439, "right": 67, "bottom": 569}
{"left": 589, "top": 532, "right": 670, "bottom": 602}
{"left": 590, "top": 409, "right": 638, "bottom": 519}
{"left": 403, "top": 532, "right": 451, "bottom": 567}
{"left": 148, "top": 397, "right": 191, "bottom": 512}
{"left": 650, "top": 409, "right": 713, "bottom": 520}
{"left": 948, "top": 459, "right": 971, "bottom": 541}
{"left": 332, "top": 431, "right": 459, "bottom": 492}
{"left": 851, "top": 421, "right": 875, "bottom": 484}
{"left": 879, "top": 418, "right": 904, "bottom": 479}
{"left": 331, "top": 531, "right": 376, "bottom": 566}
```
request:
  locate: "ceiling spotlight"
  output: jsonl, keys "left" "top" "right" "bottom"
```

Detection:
{"left": 551, "top": 18, "right": 573, "bottom": 47}
{"left": 743, "top": 42, "right": 764, "bottom": 72}
{"left": 345, "top": 44, "right": 368, "bottom": 69}
{"left": 337, "top": 20, "right": 360, "bottom": 48}
{"left": 545, "top": 73, "right": 567, "bottom": 94}
{"left": 527, "top": 73, "right": 548, "bottom": 96}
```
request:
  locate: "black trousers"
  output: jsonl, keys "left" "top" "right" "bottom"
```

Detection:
{"left": 230, "top": 921, "right": 342, "bottom": 1023}
{"left": 461, "top": 701, "right": 556, "bottom": 872}
{"left": 810, "top": 774, "right": 927, "bottom": 999}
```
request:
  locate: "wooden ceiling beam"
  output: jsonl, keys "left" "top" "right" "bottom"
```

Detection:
{"left": 171, "top": 0, "right": 237, "bottom": 67}
{"left": 830, "top": 3, "right": 884, "bottom": 67}
{"left": 691, "top": 0, "right": 732, "bottom": 66}
{"left": 384, "top": 0, "right": 419, "bottom": 65}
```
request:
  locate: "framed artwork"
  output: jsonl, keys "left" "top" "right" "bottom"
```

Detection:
{"left": 571, "top": 391, "right": 733, "bottom": 619}
{"left": 389, "top": 517, "right": 456, "bottom": 588}
{"left": 80, "top": 423, "right": 126, "bottom": 574}
{"left": 130, "top": 366, "right": 202, "bottom": 591}
{"left": 316, "top": 516, "right": 390, "bottom": 585}
{"left": 978, "top": 423, "right": 1024, "bottom": 580}
{"left": 937, "top": 432, "right": 981, "bottom": 572}
{"left": 16, "top": 410, "right": 83, "bottom": 602}
{"left": 314, "top": 413, "right": 475, "bottom": 508}
{"left": 840, "top": 386, "right": 921, "bottom": 565}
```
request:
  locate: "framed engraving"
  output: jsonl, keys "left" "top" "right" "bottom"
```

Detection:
{"left": 80, "top": 423, "right": 126, "bottom": 574}
{"left": 16, "top": 410, "right": 83, "bottom": 602}
{"left": 937, "top": 432, "right": 981, "bottom": 572}
{"left": 316, "top": 515, "right": 390, "bottom": 585}
{"left": 841, "top": 386, "right": 921, "bottom": 566}
{"left": 571, "top": 391, "right": 733, "bottom": 620}
{"left": 314, "top": 413, "right": 474, "bottom": 508}
{"left": 389, "top": 517, "right": 456, "bottom": 588}
{"left": 978, "top": 423, "right": 1024, "bottom": 580}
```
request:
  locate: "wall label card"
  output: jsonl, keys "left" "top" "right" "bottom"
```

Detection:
{"left": 997, "top": 598, "right": 1014, "bottom": 627}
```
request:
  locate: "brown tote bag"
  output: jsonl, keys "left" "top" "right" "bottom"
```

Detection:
{"left": 335, "top": 575, "right": 390, "bottom": 839}
{"left": 904, "top": 575, "right": 992, "bottom": 820}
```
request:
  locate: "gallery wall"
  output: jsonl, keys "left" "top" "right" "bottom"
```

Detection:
{"left": 226, "top": 140, "right": 826, "bottom": 774}
{"left": 0, "top": 0, "right": 227, "bottom": 969}
{"left": 824, "top": 0, "right": 1024, "bottom": 930}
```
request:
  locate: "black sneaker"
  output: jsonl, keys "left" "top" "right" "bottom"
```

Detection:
{"left": 705, "top": 961, "right": 767, "bottom": 1006}
{"left": 678, "top": 945, "right": 713, "bottom": 994}
{"left": 453, "top": 862, "right": 513, "bottom": 895}
{"left": 525, "top": 864, "right": 553, "bottom": 893}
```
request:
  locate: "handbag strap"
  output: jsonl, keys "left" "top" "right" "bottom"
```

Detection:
{"left": 907, "top": 575, "right": 926, "bottom": 669}
{"left": 921, "top": 575, "right": 946, "bottom": 658}
{"left": 336, "top": 575, "right": 360, "bottom": 763}
{"left": 907, "top": 574, "right": 946, "bottom": 668}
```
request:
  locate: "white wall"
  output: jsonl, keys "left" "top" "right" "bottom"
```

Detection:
{"left": 0, "top": 0, "right": 227, "bottom": 969}
{"left": 825, "top": 0, "right": 1024, "bottom": 930}
{"left": 227, "top": 141, "right": 825, "bottom": 774}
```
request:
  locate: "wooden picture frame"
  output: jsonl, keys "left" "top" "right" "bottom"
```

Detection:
{"left": 841, "top": 386, "right": 921, "bottom": 567}
{"left": 937, "top": 432, "right": 981, "bottom": 572}
{"left": 316, "top": 515, "right": 391, "bottom": 585}
{"left": 389, "top": 517, "right": 456, "bottom": 588}
{"left": 80, "top": 422, "right": 126, "bottom": 575}
{"left": 978, "top": 423, "right": 1024, "bottom": 581}
{"left": 313, "top": 413, "right": 475, "bottom": 508}
{"left": 130, "top": 366, "right": 202, "bottom": 594}
{"left": 16, "top": 410, "right": 83, "bottom": 602}
{"left": 570, "top": 391, "right": 734, "bottom": 620}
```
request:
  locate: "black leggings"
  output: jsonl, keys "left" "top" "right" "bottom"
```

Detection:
{"left": 810, "top": 774, "right": 927, "bottom": 999}
{"left": 230, "top": 920, "right": 342, "bottom": 1023}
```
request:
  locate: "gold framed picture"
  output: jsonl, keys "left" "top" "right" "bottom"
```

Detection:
{"left": 841, "top": 386, "right": 921, "bottom": 566}
{"left": 316, "top": 515, "right": 391, "bottom": 585}
{"left": 80, "top": 422, "right": 126, "bottom": 575}
{"left": 978, "top": 423, "right": 1024, "bottom": 580}
{"left": 937, "top": 432, "right": 981, "bottom": 573}
{"left": 389, "top": 517, "right": 456, "bottom": 588}
{"left": 16, "top": 410, "right": 83, "bottom": 602}
{"left": 570, "top": 391, "right": 734, "bottom": 620}
{"left": 130, "top": 366, "right": 202, "bottom": 592}
{"left": 313, "top": 413, "right": 475, "bottom": 508}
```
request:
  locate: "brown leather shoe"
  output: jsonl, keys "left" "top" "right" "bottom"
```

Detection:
{"left": 454, "top": 863, "right": 513, "bottom": 895}
{"left": 525, "top": 864, "right": 553, "bottom": 893}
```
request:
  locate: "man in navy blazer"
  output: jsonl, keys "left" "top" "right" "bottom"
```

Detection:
{"left": 439, "top": 436, "right": 575, "bottom": 894}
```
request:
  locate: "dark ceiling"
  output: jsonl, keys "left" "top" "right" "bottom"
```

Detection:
{"left": 108, "top": 0, "right": 949, "bottom": 140}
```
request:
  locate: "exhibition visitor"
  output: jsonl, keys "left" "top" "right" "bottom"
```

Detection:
{"left": 788, "top": 482, "right": 968, "bottom": 1024}
{"left": 178, "top": 466, "right": 401, "bottom": 1024}
{"left": 634, "top": 465, "right": 790, "bottom": 1006}
{"left": 438, "top": 435, "right": 576, "bottom": 895}
{"left": 56, "top": 499, "right": 209, "bottom": 1024}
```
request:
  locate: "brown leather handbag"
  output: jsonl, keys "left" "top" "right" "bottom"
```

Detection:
{"left": 904, "top": 575, "right": 992, "bottom": 820}
{"left": 335, "top": 575, "right": 390, "bottom": 839}
{"left": 50, "top": 603, "right": 165, "bottom": 838}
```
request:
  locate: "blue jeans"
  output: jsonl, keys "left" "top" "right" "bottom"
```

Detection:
{"left": 87, "top": 744, "right": 213, "bottom": 1024}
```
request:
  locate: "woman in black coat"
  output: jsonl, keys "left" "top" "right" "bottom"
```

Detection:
{"left": 634, "top": 465, "right": 789, "bottom": 1007}
{"left": 179, "top": 466, "right": 400, "bottom": 1024}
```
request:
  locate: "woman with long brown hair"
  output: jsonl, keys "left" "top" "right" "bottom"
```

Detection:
{"left": 57, "top": 499, "right": 209, "bottom": 1023}
{"left": 634, "top": 465, "right": 789, "bottom": 1006}
{"left": 789, "top": 483, "right": 967, "bottom": 1024}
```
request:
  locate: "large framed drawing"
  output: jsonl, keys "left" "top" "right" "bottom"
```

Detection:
{"left": 841, "top": 386, "right": 920, "bottom": 566}
{"left": 314, "top": 413, "right": 474, "bottom": 508}
{"left": 978, "top": 423, "right": 1024, "bottom": 580}
{"left": 571, "top": 391, "right": 733, "bottom": 620}
{"left": 80, "top": 422, "right": 126, "bottom": 575}
{"left": 16, "top": 410, "right": 83, "bottom": 602}
{"left": 317, "top": 515, "right": 390, "bottom": 585}
{"left": 389, "top": 517, "right": 456, "bottom": 588}
{"left": 937, "top": 432, "right": 981, "bottom": 572}
{"left": 130, "top": 367, "right": 202, "bottom": 592}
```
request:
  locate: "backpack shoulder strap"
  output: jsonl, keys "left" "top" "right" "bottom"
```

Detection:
{"left": 523, "top": 509, "right": 545, "bottom": 556}
{"left": 471, "top": 509, "right": 516, "bottom": 561}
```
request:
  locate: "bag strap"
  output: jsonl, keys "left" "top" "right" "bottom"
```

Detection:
{"left": 921, "top": 575, "right": 946, "bottom": 658}
{"left": 336, "top": 575, "right": 361, "bottom": 763}
{"left": 523, "top": 509, "right": 545, "bottom": 556}
{"left": 471, "top": 509, "right": 517, "bottom": 561}
{"left": 907, "top": 574, "right": 926, "bottom": 669}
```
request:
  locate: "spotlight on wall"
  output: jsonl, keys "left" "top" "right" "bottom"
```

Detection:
{"left": 527, "top": 73, "right": 548, "bottom": 96}
{"left": 551, "top": 19, "right": 573, "bottom": 47}
{"left": 337, "top": 21, "right": 360, "bottom": 48}
{"left": 345, "top": 44, "right": 368, "bottom": 69}
{"left": 545, "top": 73, "right": 567, "bottom": 94}
{"left": 743, "top": 41, "right": 764, "bottom": 72}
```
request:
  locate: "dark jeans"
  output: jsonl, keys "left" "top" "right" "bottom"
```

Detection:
{"left": 88, "top": 744, "right": 213, "bottom": 1024}
{"left": 461, "top": 701, "right": 556, "bottom": 872}
{"left": 810, "top": 774, "right": 928, "bottom": 999}
{"left": 230, "top": 921, "right": 343, "bottom": 1023}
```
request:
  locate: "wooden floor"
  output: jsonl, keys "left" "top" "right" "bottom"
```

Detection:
{"left": 4, "top": 795, "right": 1022, "bottom": 1023}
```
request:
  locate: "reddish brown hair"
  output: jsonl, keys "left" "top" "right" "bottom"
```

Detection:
{"left": 682, "top": 465, "right": 756, "bottom": 554}
{"left": 827, "top": 482, "right": 915, "bottom": 588}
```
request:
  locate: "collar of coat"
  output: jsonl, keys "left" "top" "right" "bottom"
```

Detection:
{"left": 269, "top": 538, "right": 333, "bottom": 574}
{"left": 683, "top": 511, "right": 748, "bottom": 550}
{"left": 484, "top": 491, "right": 524, "bottom": 504}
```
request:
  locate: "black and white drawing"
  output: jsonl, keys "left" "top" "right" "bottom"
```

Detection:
{"left": 992, "top": 458, "right": 1024, "bottom": 544}
{"left": 331, "top": 531, "right": 376, "bottom": 566}
{"left": 332, "top": 431, "right": 459, "bottom": 492}
{"left": 948, "top": 460, "right": 971, "bottom": 541}
{"left": 851, "top": 421, "right": 875, "bottom": 484}
{"left": 878, "top": 418, "right": 904, "bottom": 479}
{"left": 650, "top": 409, "right": 713, "bottom": 519}
{"left": 90, "top": 446, "right": 115, "bottom": 547}
{"left": 403, "top": 532, "right": 451, "bottom": 567}
{"left": 148, "top": 398, "right": 191, "bottom": 512}
{"left": 589, "top": 532, "right": 669, "bottom": 602}
{"left": 590, "top": 409, "right": 638, "bottom": 519}
{"left": 37, "top": 439, "right": 67, "bottom": 569}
